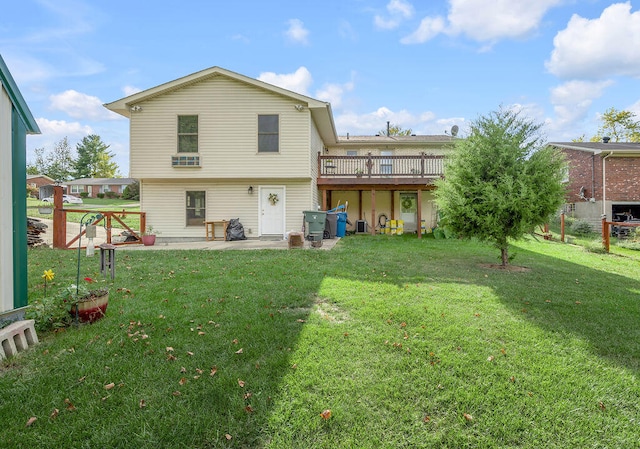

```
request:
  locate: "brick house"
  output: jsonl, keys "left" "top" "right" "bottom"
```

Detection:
{"left": 65, "top": 177, "right": 136, "bottom": 198}
{"left": 550, "top": 141, "right": 640, "bottom": 230}
{"left": 27, "top": 174, "right": 54, "bottom": 198}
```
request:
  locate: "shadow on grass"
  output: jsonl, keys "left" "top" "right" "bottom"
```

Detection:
{"left": 8, "top": 237, "right": 640, "bottom": 447}
{"left": 5, "top": 247, "right": 331, "bottom": 448}
{"left": 335, "top": 235, "right": 640, "bottom": 373}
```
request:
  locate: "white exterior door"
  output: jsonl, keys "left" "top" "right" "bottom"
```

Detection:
{"left": 400, "top": 192, "right": 418, "bottom": 232}
{"left": 260, "top": 186, "right": 285, "bottom": 236}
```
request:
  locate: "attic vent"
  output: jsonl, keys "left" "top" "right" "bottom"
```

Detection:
{"left": 171, "top": 155, "right": 201, "bottom": 167}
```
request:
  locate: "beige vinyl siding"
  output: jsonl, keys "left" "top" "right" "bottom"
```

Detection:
{"left": 130, "top": 75, "right": 312, "bottom": 180}
{"left": 309, "top": 120, "right": 323, "bottom": 210}
{"left": 141, "top": 179, "right": 313, "bottom": 240}
{"left": 0, "top": 86, "right": 14, "bottom": 313}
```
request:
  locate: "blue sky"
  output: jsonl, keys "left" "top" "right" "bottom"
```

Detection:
{"left": 3, "top": 0, "right": 640, "bottom": 175}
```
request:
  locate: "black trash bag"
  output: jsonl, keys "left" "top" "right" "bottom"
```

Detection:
{"left": 226, "top": 218, "right": 247, "bottom": 241}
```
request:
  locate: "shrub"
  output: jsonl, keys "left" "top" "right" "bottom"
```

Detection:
{"left": 105, "top": 191, "right": 119, "bottom": 199}
{"left": 570, "top": 219, "right": 593, "bottom": 236}
{"left": 79, "top": 192, "right": 89, "bottom": 198}
{"left": 122, "top": 181, "right": 140, "bottom": 201}
{"left": 97, "top": 193, "right": 105, "bottom": 199}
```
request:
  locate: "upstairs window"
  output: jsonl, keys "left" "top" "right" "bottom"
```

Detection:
{"left": 258, "top": 115, "right": 279, "bottom": 153}
{"left": 178, "top": 115, "right": 198, "bottom": 153}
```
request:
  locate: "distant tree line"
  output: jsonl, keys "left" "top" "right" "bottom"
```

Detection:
{"left": 27, "top": 134, "right": 121, "bottom": 181}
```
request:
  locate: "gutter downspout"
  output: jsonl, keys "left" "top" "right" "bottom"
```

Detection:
{"left": 601, "top": 151, "right": 613, "bottom": 217}
{"left": 591, "top": 153, "right": 596, "bottom": 202}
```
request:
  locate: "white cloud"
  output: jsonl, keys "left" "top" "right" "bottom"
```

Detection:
{"left": 315, "top": 73, "right": 355, "bottom": 109}
{"left": 401, "top": 16, "right": 446, "bottom": 44}
{"left": 257, "top": 67, "right": 313, "bottom": 96}
{"left": 334, "top": 106, "right": 456, "bottom": 136}
{"left": 122, "top": 85, "right": 142, "bottom": 97}
{"left": 401, "top": 0, "right": 561, "bottom": 44}
{"left": 35, "top": 117, "right": 94, "bottom": 137}
{"left": 375, "top": 0, "right": 415, "bottom": 30}
{"left": 546, "top": 3, "right": 640, "bottom": 79}
{"left": 285, "top": 19, "right": 309, "bottom": 45}
{"left": 49, "top": 90, "right": 122, "bottom": 121}
{"left": 447, "top": 0, "right": 561, "bottom": 41}
{"left": 548, "top": 80, "right": 613, "bottom": 133}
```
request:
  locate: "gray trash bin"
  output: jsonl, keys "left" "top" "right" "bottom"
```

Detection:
{"left": 325, "top": 213, "right": 338, "bottom": 239}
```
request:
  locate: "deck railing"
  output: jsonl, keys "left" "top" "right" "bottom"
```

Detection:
{"left": 319, "top": 153, "right": 444, "bottom": 178}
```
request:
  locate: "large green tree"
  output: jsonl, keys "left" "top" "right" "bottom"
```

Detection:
{"left": 31, "top": 137, "right": 76, "bottom": 181}
{"left": 435, "top": 108, "right": 566, "bottom": 266}
{"left": 74, "top": 134, "right": 119, "bottom": 178}
{"left": 590, "top": 107, "right": 640, "bottom": 142}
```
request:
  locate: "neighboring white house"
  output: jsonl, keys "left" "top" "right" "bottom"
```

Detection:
{"left": 0, "top": 54, "right": 40, "bottom": 322}
{"left": 105, "top": 66, "right": 455, "bottom": 241}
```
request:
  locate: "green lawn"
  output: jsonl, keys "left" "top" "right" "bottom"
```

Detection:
{"left": 2, "top": 236, "right": 639, "bottom": 448}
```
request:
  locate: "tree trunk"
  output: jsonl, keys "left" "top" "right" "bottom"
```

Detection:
{"left": 501, "top": 247, "right": 509, "bottom": 266}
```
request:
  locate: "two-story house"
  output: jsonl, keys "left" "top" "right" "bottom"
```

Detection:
{"left": 105, "top": 66, "right": 454, "bottom": 241}
{"left": 550, "top": 140, "right": 640, "bottom": 231}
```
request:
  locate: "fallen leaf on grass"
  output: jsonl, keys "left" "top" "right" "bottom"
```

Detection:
{"left": 181, "top": 367, "right": 187, "bottom": 373}
{"left": 187, "top": 351, "right": 194, "bottom": 356}
{"left": 235, "top": 348, "right": 243, "bottom": 354}
{"left": 78, "top": 376, "right": 86, "bottom": 383}
{"left": 487, "top": 356, "right": 495, "bottom": 362}
{"left": 50, "top": 408, "right": 59, "bottom": 419}
{"left": 105, "top": 382, "right": 115, "bottom": 390}
{"left": 244, "top": 405, "right": 254, "bottom": 413}
{"left": 320, "top": 409, "right": 332, "bottom": 420}
{"left": 139, "top": 399, "right": 146, "bottom": 408}
{"left": 64, "top": 398, "right": 76, "bottom": 411}
{"left": 225, "top": 434, "right": 232, "bottom": 440}
{"left": 463, "top": 413, "right": 473, "bottom": 421}
{"left": 179, "top": 377, "right": 187, "bottom": 385}
{"left": 598, "top": 401, "right": 606, "bottom": 410}
{"left": 210, "top": 366, "right": 218, "bottom": 376}
{"left": 244, "top": 392, "right": 252, "bottom": 400}
{"left": 26, "top": 416, "right": 37, "bottom": 427}
{"left": 238, "top": 379, "right": 245, "bottom": 387}
{"left": 423, "top": 415, "right": 431, "bottom": 423}
{"left": 166, "top": 347, "right": 174, "bottom": 352}
{"left": 172, "top": 391, "right": 181, "bottom": 397}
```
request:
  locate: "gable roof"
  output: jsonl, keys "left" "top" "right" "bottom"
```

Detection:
{"left": 27, "top": 174, "right": 55, "bottom": 182}
{"left": 550, "top": 141, "right": 640, "bottom": 156}
{"left": 104, "top": 66, "right": 338, "bottom": 144}
{"left": 67, "top": 177, "right": 135, "bottom": 186}
{"left": 0, "top": 54, "right": 40, "bottom": 134}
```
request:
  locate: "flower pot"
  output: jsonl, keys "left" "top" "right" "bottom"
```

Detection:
{"left": 141, "top": 235, "right": 156, "bottom": 246}
{"left": 70, "top": 291, "right": 109, "bottom": 323}
{"left": 38, "top": 207, "right": 53, "bottom": 214}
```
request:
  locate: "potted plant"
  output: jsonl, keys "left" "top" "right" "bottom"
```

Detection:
{"left": 27, "top": 272, "right": 109, "bottom": 331}
{"left": 355, "top": 168, "right": 364, "bottom": 177}
{"left": 66, "top": 278, "right": 109, "bottom": 323}
{"left": 141, "top": 225, "right": 157, "bottom": 246}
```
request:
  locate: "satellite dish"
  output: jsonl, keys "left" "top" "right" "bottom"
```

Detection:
{"left": 451, "top": 125, "right": 459, "bottom": 137}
